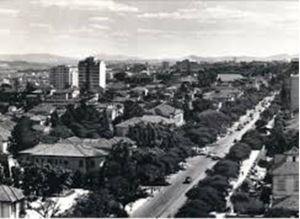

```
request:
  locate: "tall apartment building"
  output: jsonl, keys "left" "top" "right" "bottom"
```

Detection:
{"left": 78, "top": 57, "right": 106, "bottom": 90}
{"left": 49, "top": 65, "right": 71, "bottom": 89}
{"left": 49, "top": 65, "right": 79, "bottom": 89}
{"left": 290, "top": 74, "right": 299, "bottom": 113}
{"left": 70, "top": 67, "right": 79, "bottom": 88}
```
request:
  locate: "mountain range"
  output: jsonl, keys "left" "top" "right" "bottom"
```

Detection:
{"left": 0, "top": 53, "right": 298, "bottom": 67}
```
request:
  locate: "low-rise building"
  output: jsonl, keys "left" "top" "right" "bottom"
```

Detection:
{"left": 0, "top": 185, "right": 25, "bottom": 218}
{"left": 272, "top": 147, "right": 298, "bottom": 199}
{"left": 116, "top": 115, "right": 177, "bottom": 136}
{"left": 145, "top": 103, "right": 185, "bottom": 127}
{"left": 18, "top": 136, "right": 135, "bottom": 174}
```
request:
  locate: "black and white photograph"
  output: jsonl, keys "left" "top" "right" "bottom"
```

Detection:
{"left": 0, "top": 0, "right": 299, "bottom": 218}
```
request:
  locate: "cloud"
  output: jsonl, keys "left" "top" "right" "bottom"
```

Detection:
{"left": 29, "top": 23, "right": 51, "bottom": 28}
{"left": 88, "top": 23, "right": 110, "bottom": 30}
{"left": 89, "top": 16, "right": 110, "bottom": 22}
{"left": 31, "top": 0, "right": 138, "bottom": 12}
{"left": 137, "top": 6, "right": 254, "bottom": 21}
{"left": 0, "top": 8, "right": 19, "bottom": 16}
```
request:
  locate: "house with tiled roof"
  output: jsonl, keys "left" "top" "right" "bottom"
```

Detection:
{"left": 271, "top": 147, "right": 299, "bottom": 212}
{"left": 115, "top": 115, "right": 175, "bottom": 136}
{"left": 145, "top": 103, "right": 184, "bottom": 127}
{"left": 0, "top": 185, "right": 25, "bottom": 218}
{"left": 17, "top": 136, "right": 136, "bottom": 174}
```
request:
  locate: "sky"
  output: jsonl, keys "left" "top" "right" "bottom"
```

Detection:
{"left": 0, "top": 0, "right": 298, "bottom": 59}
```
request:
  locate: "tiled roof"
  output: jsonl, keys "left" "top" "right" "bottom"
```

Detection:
{"left": 116, "top": 115, "right": 171, "bottom": 128}
{"left": 0, "top": 119, "right": 16, "bottom": 131}
{"left": 19, "top": 142, "right": 109, "bottom": 157}
{"left": 64, "top": 136, "right": 135, "bottom": 150}
{"left": 284, "top": 147, "right": 299, "bottom": 156}
{"left": 147, "top": 104, "right": 182, "bottom": 118}
{"left": 217, "top": 74, "right": 244, "bottom": 82}
{"left": 273, "top": 162, "right": 299, "bottom": 175}
{"left": 0, "top": 185, "right": 24, "bottom": 203}
{"left": 272, "top": 196, "right": 299, "bottom": 211}
{"left": 28, "top": 104, "right": 56, "bottom": 115}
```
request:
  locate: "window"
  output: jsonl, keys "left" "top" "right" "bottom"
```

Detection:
{"left": 90, "top": 160, "right": 95, "bottom": 167}
{"left": 293, "top": 156, "right": 296, "bottom": 162}
{"left": 79, "top": 160, "right": 84, "bottom": 168}
{"left": 294, "top": 179, "right": 299, "bottom": 192}
{"left": 277, "top": 178, "right": 286, "bottom": 191}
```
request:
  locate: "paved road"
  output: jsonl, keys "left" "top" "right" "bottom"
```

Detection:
{"left": 130, "top": 94, "right": 276, "bottom": 218}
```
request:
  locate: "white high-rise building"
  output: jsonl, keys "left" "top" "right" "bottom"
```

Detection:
{"left": 78, "top": 57, "right": 106, "bottom": 90}
{"left": 70, "top": 67, "right": 79, "bottom": 87}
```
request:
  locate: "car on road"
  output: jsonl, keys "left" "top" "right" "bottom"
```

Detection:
{"left": 206, "top": 152, "right": 216, "bottom": 158}
{"left": 183, "top": 176, "right": 192, "bottom": 184}
{"left": 211, "top": 155, "right": 222, "bottom": 161}
{"left": 236, "top": 124, "right": 243, "bottom": 131}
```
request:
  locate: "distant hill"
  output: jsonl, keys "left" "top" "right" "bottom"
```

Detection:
{"left": 0, "top": 60, "right": 52, "bottom": 71}
{"left": 183, "top": 54, "right": 299, "bottom": 62}
{"left": 0, "top": 53, "right": 297, "bottom": 68}
{"left": 0, "top": 53, "right": 77, "bottom": 65}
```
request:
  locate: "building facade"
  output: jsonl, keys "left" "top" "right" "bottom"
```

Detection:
{"left": 272, "top": 147, "right": 299, "bottom": 199}
{"left": 49, "top": 65, "right": 73, "bottom": 90}
{"left": 70, "top": 67, "right": 79, "bottom": 87}
{"left": 78, "top": 57, "right": 106, "bottom": 90}
{"left": 0, "top": 185, "right": 25, "bottom": 219}
{"left": 290, "top": 74, "right": 299, "bottom": 113}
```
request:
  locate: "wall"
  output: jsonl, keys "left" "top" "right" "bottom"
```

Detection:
{"left": 0, "top": 202, "right": 11, "bottom": 218}
{"left": 272, "top": 174, "right": 299, "bottom": 198}
{"left": 290, "top": 75, "right": 299, "bottom": 112}
{"left": 19, "top": 155, "right": 105, "bottom": 174}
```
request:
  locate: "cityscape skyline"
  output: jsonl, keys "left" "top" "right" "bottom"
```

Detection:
{"left": 0, "top": 0, "right": 298, "bottom": 59}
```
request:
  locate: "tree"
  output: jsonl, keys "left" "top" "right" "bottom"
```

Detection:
{"left": 21, "top": 162, "right": 73, "bottom": 197}
{"left": 122, "top": 100, "right": 144, "bottom": 120}
{"left": 50, "top": 125, "right": 74, "bottom": 139}
{"left": 176, "top": 199, "right": 211, "bottom": 218}
{"left": 228, "top": 143, "right": 252, "bottom": 161}
{"left": 9, "top": 117, "right": 41, "bottom": 155}
{"left": 32, "top": 199, "right": 60, "bottom": 218}
{"left": 114, "top": 72, "right": 127, "bottom": 81}
{"left": 213, "top": 159, "right": 240, "bottom": 178}
{"left": 65, "top": 190, "right": 128, "bottom": 218}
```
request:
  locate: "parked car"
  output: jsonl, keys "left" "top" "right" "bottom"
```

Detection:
{"left": 183, "top": 176, "right": 192, "bottom": 184}
{"left": 211, "top": 155, "right": 222, "bottom": 161}
{"left": 206, "top": 152, "right": 216, "bottom": 158}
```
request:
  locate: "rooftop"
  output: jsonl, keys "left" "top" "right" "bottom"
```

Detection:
{"left": 19, "top": 142, "right": 109, "bottom": 158}
{"left": 272, "top": 196, "right": 299, "bottom": 211}
{"left": 28, "top": 103, "right": 56, "bottom": 115}
{"left": 273, "top": 161, "right": 299, "bottom": 176}
{"left": 217, "top": 74, "right": 244, "bottom": 82}
{"left": 284, "top": 147, "right": 299, "bottom": 156}
{"left": 63, "top": 136, "right": 136, "bottom": 151}
{"left": 116, "top": 115, "right": 171, "bottom": 128}
{"left": 0, "top": 185, "right": 24, "bottom": 203}
{"left": 146, "top": 103, "right": 182, "bottom": 118}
